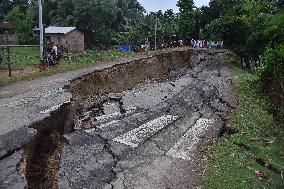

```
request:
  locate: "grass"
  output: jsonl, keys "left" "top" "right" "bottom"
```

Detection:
{"left": 205, "top": 62, "right": 284, "bottom": 189}
{"left": 0, "top": 49, "right": 137, "bottom": 86}
{"left": 10, "top": 47, "right": 40, "bottom": 67}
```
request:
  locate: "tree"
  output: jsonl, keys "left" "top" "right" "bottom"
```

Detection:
{"left": 4, "top": 5, "right": 36, "bottom": 44}
{"left": 177, "top": 0, "right": 197, "bottom": 37}
{"left": 162, "top": 9, "right": 178, "bottom": 37}
{"left": 48, "top": 0, "right": 145, "bottom": 48}
{"left": 0, "top": 0, "right": 31, "bottom": 20}
{"left": 42, "top": 0, "right": 58, "bottom": 26}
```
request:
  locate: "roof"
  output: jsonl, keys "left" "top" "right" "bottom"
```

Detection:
{"left": 0, "top": 22, "right": 16, "bottom": 29}
{"left": 45, "top": 26, "right": 76, "bottom": 34}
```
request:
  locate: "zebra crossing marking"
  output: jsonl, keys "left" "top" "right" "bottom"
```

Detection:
{"left": 166, "top": 118, "right": 214, "bottom": 161}
{"left": 113, "top": 115, "right": 178, "bottom": 148}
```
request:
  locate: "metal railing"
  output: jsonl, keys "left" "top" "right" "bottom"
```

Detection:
{"left": 0, "top": 45, "right": 88, "bottom": 77}
{"left": 0, "top": 45, "right": 41, "bottom": 76}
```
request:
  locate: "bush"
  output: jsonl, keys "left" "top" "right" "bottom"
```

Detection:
{"left": 279, "top": 106, "right": 284, "bottom": 120}
{"left": 260, "top": 45, "right": 284, "bottom": 119}
{"left": 261, "top": 45, "right": 284, "bottom": 73}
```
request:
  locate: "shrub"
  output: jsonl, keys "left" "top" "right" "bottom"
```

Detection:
{"left": 260, "top": 45, "right": 284, "bottom": 119}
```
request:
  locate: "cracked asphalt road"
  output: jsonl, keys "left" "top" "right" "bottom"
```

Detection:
{"left": 0, "top": 55, "right": 150, "bottom": 161}
{"left": 57, "top": 51, "right": 236, "bottom": 189}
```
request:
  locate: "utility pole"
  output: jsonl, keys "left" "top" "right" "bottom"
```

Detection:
{"left": 154, "top": 16, "right": 157, "bottom": 51}
{"left": 38, "top": 0, "right": 43, "bottom": 58}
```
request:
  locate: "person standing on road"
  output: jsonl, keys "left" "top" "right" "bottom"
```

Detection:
{"left": 49, "top": 42, "right": 58, "bottom": 65}
{"left": 145, "top": 38, "right": 150, "bottom": 52}
{"left": 50, "top": 42, "right": 58, "bottom": 57}
{"left": 191, "top": 39, "right": 195, "bottom": 48}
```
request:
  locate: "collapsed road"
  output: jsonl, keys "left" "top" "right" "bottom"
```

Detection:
{"left": 0, "top": 47, "right": 236, "bottom": 189}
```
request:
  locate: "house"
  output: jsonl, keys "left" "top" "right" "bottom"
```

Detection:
{"left": 45, "top": 26, "right": 84, "bottom": 52}
{"left": 0, "top": 22, "right": 19, "bottom": 45}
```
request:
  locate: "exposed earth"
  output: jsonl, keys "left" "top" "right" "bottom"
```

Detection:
{"left": 0, "top": 47, "right": 236, "bottom": 189}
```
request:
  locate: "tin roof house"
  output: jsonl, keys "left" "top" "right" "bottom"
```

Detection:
{"left": 45, "top": 26, "right": 84, "bottom": 52}
{"left": 0, "top": 22, "right": 16, "bottom": 30}
{"left": 0, "top": 22, "right": 19, "bottom": 45}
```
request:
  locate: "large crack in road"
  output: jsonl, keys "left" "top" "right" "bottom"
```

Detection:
{"left": 0, "top": 48, "right": 236, "bottom": 189}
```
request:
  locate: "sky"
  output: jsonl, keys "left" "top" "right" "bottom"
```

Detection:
{"left": 138, "top": 0, "right": 210, "bottom": 13}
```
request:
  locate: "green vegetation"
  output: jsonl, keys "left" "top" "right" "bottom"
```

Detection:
{"left": 205, "top": 62, "right": 284, "bottom": 189}
{"left": 260, "top": 45, "right": 284, "bottom": 119}
{"left": 194, "top": 1, "right": 284, "bottom": 187}
{"left": 177, "top": 0, "right": 196, "bottom": 36}
{"left": 10, "top": 47, "right": 39, "bottom": 67}
{"left": 198, "top": 0, "right": 284, "bottom": 123}
{"left": 1, "top": 0, "right": 179, "bottom": 47}
{"left": 3, "top": 5, "right": 35, "bottom": 44}
{"left": 0, "top": 50, "right": 136, "bottom": 86}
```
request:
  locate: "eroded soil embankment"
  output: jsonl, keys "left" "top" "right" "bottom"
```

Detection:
{"left": 65, "top": 49, "right": 198, "bottom": 111}
{"left": 9, "top": 48, "right": 229, "bottom": 189}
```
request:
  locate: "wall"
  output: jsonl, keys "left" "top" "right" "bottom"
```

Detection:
{"left": 48, "top": 34, "right": 63, "bottom": 47}
{"left": 66, "top": 30, "right": 84, "bottom": 52}
{"left": 47, "top": 29, "right": 84, "bottom": 52}
{"left": 0, "top": 34, "right": 19, "bottom": 45}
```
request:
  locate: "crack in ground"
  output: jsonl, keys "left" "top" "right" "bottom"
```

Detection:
{"left": 94, "top": 128, "right": 119, "bottom": 182}
{"left": 151, "top": 113, "right": 202, "bottom": 155}
{"left": 0, "top": 49, "right": 234, "bottom": 189}
{"left": 107, "top": 96, "right": 127, "bottom": 114}
{"left": 212, "top": 85, "right": 235, "bottom": 109}
{"left": 234, "top": 142, "right": 282, "bottom": 175}
{"left": 0, "top": 148, "right": 22, "bottom": 161}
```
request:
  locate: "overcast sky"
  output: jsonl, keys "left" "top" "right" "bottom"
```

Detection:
{"left": 138, "top": 0, "right": 210, "bottom": 13}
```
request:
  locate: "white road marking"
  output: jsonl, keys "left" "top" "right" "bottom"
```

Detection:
{"left": 166, "top": 118, "right": 214, "bottom": 161}
{"left": 97, "top": 120, "right": 120, "bottom": 129}
{"left": 2, "top": 88, "right": 66, "bottom": 108}
{"left": 85, "top": 120, "right": 120, "bottom": 133}
{"left": 95, "top": 112, "right": 121, "bottom": 121}
{"left": 113, "top": 115, "right": 178, "bottom": 148}
{"left": 94, "top": 108, "right": 137, "bottom": 122}
{"left": 0, "top": 90, "right": 9, "bottom": 95}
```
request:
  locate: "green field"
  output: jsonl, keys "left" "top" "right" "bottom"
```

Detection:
{"left": 9, "top": 47, "right": 40, "bottom": 67}
{"left": 0, "top": 49, "right": 137, "bottom": 86}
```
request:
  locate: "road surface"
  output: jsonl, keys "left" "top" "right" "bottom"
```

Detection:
{"left": 0, "top": 48, "right": 236, "bottom": 189}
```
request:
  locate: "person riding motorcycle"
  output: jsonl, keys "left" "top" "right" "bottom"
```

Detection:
{"left": 49, "top": 42, "right": 58, "bottom": 65}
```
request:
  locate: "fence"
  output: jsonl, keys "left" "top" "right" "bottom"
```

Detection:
{"left": 0, "top": 45, "right": 82, "bottom": 77}
{"left": 0, "top": 45, "right": 41, "bottom": 77}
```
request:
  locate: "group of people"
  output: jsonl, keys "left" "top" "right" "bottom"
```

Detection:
{"left": 140, "top": 37, "right": 182, "bottom": 52}
{"left": 138, "top": 37, "right": 224, "bottom": 52}
{"left": 190, "top": 39, "right": 224, "bottom": 49}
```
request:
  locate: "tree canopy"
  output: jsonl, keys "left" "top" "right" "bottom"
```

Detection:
{"left": 177, "top": 0, "right": 196, "bottom": 36}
